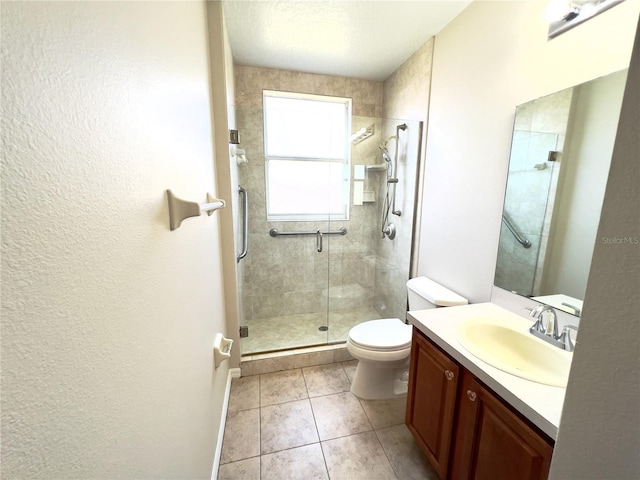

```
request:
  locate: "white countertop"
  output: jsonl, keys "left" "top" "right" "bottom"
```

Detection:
{"left": 408, "top": 302, "right": 567, "bottom": 440}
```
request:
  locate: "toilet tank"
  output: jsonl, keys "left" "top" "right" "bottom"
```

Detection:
{"left": 406, "top": 277, "right": 468, "bottom": 310}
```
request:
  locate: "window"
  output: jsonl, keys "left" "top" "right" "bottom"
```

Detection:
{"left": 263, "top": 90, "right": 351, "bottom": 221}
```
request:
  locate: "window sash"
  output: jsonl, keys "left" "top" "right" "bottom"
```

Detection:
{"left": 266, "top": 159, "right": 349, "bottom": 221}
{"left": 263, "top": 90, "right": 351, "bottom": 161}
{"left": 263, "top": 90, "right": 352, "bottom": 222}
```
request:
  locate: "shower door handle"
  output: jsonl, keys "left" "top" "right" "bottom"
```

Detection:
{"left": 316, "top": 230, "right": 323, "bottom": 253}
{"left": 237, "top": 186, "right": 248, "bottom": 263}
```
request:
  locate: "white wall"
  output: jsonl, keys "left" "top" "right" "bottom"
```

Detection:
{"left": 550, "top": 22, "right": 640, "bottom": 478}
{"left": 206, "top": 2, "right": 242, "bottom": 368}
{"left": 1, "top": 2, "right": 228, "bottom": 478}
{"left": 419, "top": 0, "right": 639, "bottom": 303}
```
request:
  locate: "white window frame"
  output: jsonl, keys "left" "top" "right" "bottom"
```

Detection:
{"left": 263, "top": 90, "right": 352, "bottom": 222}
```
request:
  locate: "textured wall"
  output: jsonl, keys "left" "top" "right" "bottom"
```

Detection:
{"left": 1, "top": 2, "right": 228, "bottom": 478}
{"left": 550, "top": 19, "right": 640, "bottom": 478}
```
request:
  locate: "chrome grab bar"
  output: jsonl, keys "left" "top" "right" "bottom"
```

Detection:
{"left": 501, "top": 213, "right": 531, "bottom": 249}
{"left": 269, "top": 227, "right": 347, "bottom": 237}
{"left": 237, "top": 187, "right": 248, "bottom": 262}
{"left": 269, "top": 227, "right": 347, "bottom": 255}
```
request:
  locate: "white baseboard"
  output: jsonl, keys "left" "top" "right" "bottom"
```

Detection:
{"left": 211, "top": 367, "right": 241, "bottom": 480}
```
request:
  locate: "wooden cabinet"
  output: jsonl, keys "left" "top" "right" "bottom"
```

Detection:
{"left": 406, "top": 328, "right": 554, "bottom": 480}
{"left": 406, "top": 328, "right": 460, "bottom": 479}
{"left": 450, "top": 370, "right": 553, "bottom": 480}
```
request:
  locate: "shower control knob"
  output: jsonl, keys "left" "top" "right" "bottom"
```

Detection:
{"left": 444, "top": 370, "right": 454, "bottom": 381}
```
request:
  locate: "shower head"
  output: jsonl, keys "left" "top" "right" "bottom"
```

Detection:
{"left": 381, "top": 149, "right": 392, "bottom": 163}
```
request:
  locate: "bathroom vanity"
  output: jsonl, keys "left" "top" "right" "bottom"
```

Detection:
{"left": 406, "top": 303, "right": 567, "bottom": 480}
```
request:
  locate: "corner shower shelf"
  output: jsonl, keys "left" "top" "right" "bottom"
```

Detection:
{"left": 167, "top": 189, "right": 225, "bottom": 231}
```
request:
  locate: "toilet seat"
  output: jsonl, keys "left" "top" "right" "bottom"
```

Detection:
{"left": 348, "top": 318, "right": 412, "bottom": 351}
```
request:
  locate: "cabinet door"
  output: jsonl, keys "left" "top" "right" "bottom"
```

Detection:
{"left": 450, "top": 370, "right": 553, "bottom": 480}
{"left": 406, "top": 329, "right": 460, "bottom": 479}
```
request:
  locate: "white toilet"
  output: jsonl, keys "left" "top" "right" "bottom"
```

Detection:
{"left": 346, "top": 276, "right": 468, "bottom": 400}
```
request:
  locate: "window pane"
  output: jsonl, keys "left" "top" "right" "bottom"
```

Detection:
{"left": 264, "top": 94, "right": 348, "bottom": 160}
{"left": 267, "top": 160, "right": 347, "bottom": 219}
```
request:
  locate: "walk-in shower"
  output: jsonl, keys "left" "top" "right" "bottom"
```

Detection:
{"left": 232, "top": 76, "right": 423, "bottom": 355}
{"left": 234, "top": 118, "right": 422, "bottom": 354}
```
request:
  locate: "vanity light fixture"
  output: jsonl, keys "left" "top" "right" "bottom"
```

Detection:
{"left": 546, "top": 0, "right": 625, "bottom": 39}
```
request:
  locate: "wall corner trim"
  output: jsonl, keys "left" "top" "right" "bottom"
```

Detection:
{"left": 211, "top": 368, "right": 241, "bottom": 480}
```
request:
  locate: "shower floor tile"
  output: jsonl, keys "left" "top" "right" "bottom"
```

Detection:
{"left": 242, "top": 306, "right": 381, "bottom": 354}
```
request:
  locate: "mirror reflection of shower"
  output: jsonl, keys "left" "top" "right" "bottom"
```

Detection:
{"left": 381, "top": 123, "right": 407, "bottom": 240}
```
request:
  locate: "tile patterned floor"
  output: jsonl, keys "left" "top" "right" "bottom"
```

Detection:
{"left": 242, "top": 306, "right": 382, "bottom": 354}
{"left": 218, "top": 361, "right": 438, "bottom": 480}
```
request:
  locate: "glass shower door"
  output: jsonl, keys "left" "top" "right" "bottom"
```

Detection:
{"left": 327, "top": 118, "right": 423, "bottom": 344}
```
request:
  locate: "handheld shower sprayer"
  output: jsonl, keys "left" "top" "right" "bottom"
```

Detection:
{"left": 380, "top": 123, "right": 408, "bottom": 240}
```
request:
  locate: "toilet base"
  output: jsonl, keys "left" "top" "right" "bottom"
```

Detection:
{"left": 350, "top": 358, "right": 410, "bottom": 400}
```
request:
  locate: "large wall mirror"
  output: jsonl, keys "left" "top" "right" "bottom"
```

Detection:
{"left": 494, "top": 69, "right": 628, "bottom": 317}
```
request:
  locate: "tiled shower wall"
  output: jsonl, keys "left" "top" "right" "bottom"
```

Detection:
{"left": 234, "top": 37, "right": 436, "bottom": 342}
{"left": 234, "top": 66, "right": 385, "bottom": 323}
{"left": 375, "top": 39, "right": 434, "bottom": 319}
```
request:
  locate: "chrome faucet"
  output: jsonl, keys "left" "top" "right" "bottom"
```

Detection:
{"left": 528, "top": 305, "right": 577, "bottom": 352}
{"left": 529, "top": 305, "right": 558, "bottom": 338}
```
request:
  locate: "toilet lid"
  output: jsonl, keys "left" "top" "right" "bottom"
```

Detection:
{"left": 349, "top": 318, "right": 412, "bottom": 351}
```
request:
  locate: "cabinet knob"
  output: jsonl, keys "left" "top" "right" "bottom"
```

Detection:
{"left": 445, "top": 370, "right": 454, "bottom": 381}
{"left": 467, "top": 390, "right": 477, "bottom": 402}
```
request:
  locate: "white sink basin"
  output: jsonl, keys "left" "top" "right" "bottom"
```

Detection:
{"left": 455, "top": 317, "right": 572, "bottom": 387}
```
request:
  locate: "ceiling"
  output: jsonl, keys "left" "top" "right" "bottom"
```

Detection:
{"left": 222, "top": 1, "right": 472, "bottom": 81}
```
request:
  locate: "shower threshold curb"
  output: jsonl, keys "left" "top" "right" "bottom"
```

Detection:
{"left": 239, "top": 343, "right": 353, "bottom": 376}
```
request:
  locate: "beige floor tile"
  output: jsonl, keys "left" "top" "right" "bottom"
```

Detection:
{"left": 217, "top": 456, "right": 260, "bottom": 480}
{"left": 261, "top": 399, "right": 319, "bottom": 454}
{"left": 260, "top": 443, "right": 329, "bottom": 480}
{"left": 341, "top": 360, "right": 357, "bottom": 383}
{"left": 322, "top": 431, "right": 397, "bottom": 480}
{"left": 310, "top": 392, "right": 372, "bottom": 441}
{"left": 220, "top": 408, "right": 260, "bottom": 465}
{"left": 260, "top": 368, "right": 308, "bottom": 406}
{"left": 376, "top": 424, "right": 438, "bottom": 479}
{"left": 360, "top": 395, "right": 407, "bottom": 429}
{"left": 228, "top": 376, "right": 260, "bottom": 412}
{"left": 302, "top": 363, "right": 351, "bottom": 397}
{"left": 242, "top": 306, "right": 380, "bottom": 354}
